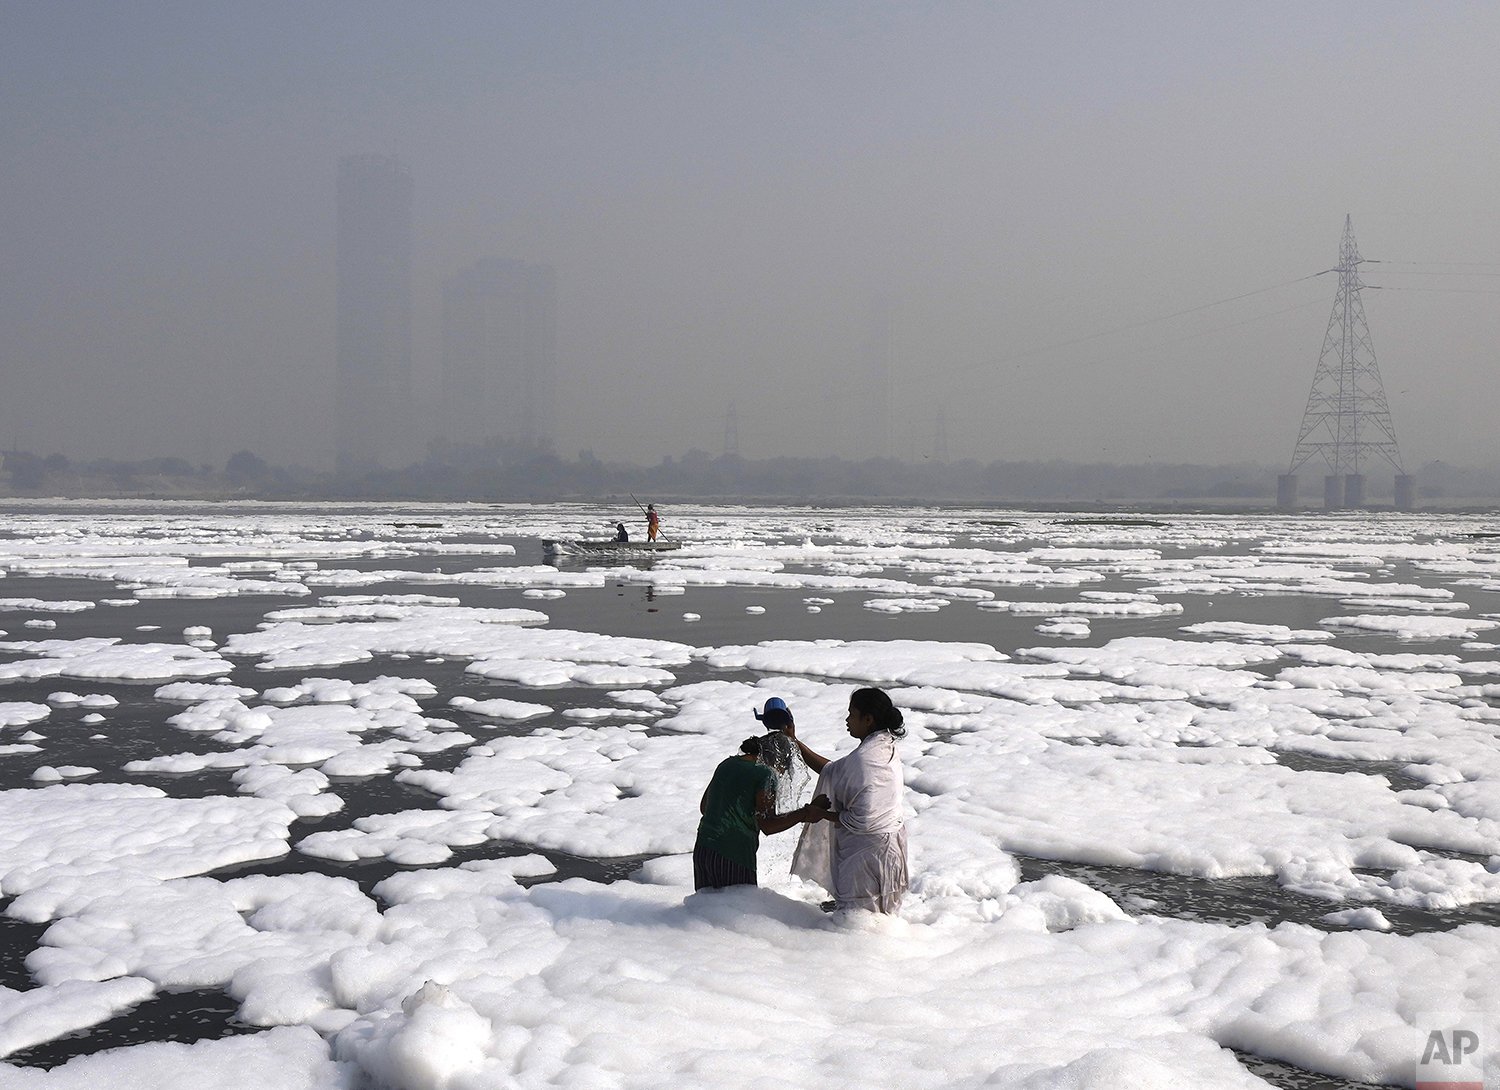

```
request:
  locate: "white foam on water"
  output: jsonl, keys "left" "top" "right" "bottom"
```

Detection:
{"left": 1182, "top": 621, "right": 1333, "bottom": 642}
{"left": 0, "top": 600, "right": 95, "bottom": 613}
{"left": 1, "top": 1025, "right": 348, "bottom": 1088}
{"left": 979, "top": 598, "right": 1184, "bottom": 617}
{"left": 1035, "top": 618, "right": 1091, "bottom": 637}
{"left": 0, "top": 977, "right": 156, "bottom": 1060}
{"left": 0, "top": 704, "right": 50, "bottom": 728}
{"left": 4, "top": 507, "right": 1500, "bottom": 1086}
{"left": 1322, "top": 613, "right": 1500, "bottom": 640}
{"left": 30, "top": 767, "right": 98, "bottom": 783}
{"left": 863, "top": 596, "right": 949, "bottom": 613}
{"left": 0, "top": 639, "right": 232, "bottom": 682}
{"left": 0, "top": 783, "right": 296, "bottom": 922}
{"left": 448, "top": 696, "right": 552, "bottom": 721}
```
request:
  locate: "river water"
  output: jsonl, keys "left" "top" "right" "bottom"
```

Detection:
{"left": 2, "top": 501, "right": 1497, "bottom": 1086}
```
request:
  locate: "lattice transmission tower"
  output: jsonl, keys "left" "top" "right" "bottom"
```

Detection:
{"left": 1280, "top": 215, "right": 1414, "bottom": 509}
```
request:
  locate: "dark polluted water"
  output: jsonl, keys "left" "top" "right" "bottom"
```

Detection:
{"left": 2, "top": 517, "right": 1499, "bottom": 1085}
{"left": 2, "top": 989, "right": 254, "bottom": 1070}
{"left": 1016, "top": 854, "right": 1500, "bottom": 937}
{"left": 1232, "top": 1051, "right": 1403, "bottom": 1090}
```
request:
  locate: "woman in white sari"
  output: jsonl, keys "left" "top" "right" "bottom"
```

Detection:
{"left": 788, "top": 687, "right": 909, "bottom": 913}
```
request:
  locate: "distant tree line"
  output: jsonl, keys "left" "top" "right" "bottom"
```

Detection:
{"left": 1, "top": 442, "right": 1494, "bottom": 505}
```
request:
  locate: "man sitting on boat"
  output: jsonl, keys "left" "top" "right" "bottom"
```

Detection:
{"left": 615, "top": 522, "right": 629, "bottom": 543}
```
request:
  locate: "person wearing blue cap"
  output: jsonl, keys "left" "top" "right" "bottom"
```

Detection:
{"left": 755, "top": 697, "right": 791, "bottom": 723}
{"left": 693, "top": 705, "right": 823, "bottom": 891}
{"left": 754, "top": 697, "right": 793, "bottom": 741}
{"left": 753, "top": 697, "right": 801, "bottom": 789}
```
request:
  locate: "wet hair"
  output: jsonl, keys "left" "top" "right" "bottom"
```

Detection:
{"left": 849, "top": 687, "right": 905, "bottom": 738}
{"left": 739, "top": 736, "right": 763, "bottom": 757}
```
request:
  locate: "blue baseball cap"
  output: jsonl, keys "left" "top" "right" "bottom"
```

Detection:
{"left": 754, "top": 697, "right": 791, "bottom": 721}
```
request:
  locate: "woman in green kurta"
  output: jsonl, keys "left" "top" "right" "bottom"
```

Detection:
{"left": 694, "top": 737, "right": 823, "bottom": 890}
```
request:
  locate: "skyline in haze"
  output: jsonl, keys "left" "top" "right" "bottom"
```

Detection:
{"left": 3, "top": 2, "right": 1498, "bottom": 472}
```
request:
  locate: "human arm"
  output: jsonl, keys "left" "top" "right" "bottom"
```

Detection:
{"left": 802, "top": 793, "right": 840, "bottom": 824}
{"left": 781, "top": 720, "right": 830, "bottom": 774}
{"left": 754, "top": 789, "right": 831, "bottom": 835}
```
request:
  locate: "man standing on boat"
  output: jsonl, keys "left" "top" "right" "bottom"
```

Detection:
{"left": 646, "top": 503, "right": 661, "bottom": 542}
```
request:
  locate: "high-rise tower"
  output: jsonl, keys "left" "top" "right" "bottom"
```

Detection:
{"left": 864, "top": 295, "right": 892, "bottom": 459}
{"left": 440, "top": 258, "right": 557, "bottom": 451}
{"left": 1279, "top": 216, "right": 1414, "bottom": 509}
{"left": 723, "top": 402, "right": 739, "bottom": 457}
{"left": 335, "top": 154, "right": 413, "bottom": 472}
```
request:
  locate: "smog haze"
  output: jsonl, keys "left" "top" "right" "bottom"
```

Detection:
{"left": 3, "top": 2, "right": 1498, "bottom": 472}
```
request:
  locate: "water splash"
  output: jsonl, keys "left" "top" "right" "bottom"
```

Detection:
{"left": 758, "top": 730, "right": 809, "bottom": 814}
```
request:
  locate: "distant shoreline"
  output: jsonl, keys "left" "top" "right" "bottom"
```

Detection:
{"left": 3, "top": 492, "right": 1499, "bottom": 516}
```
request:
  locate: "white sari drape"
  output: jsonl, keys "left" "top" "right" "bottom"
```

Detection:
{"left": 791, "top": 731, "right": 908, "bottom": 913}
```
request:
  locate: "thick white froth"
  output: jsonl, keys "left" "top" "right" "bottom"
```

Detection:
{"left": 0, "top": 784, "right": 295, "bottom": 921}
{"left": 1182, "top": 621, "right": 1333, "bottom": 642}
{"left": 980, "top": 598, "right": 1184, "bottom": 617}
{"left": 7, "top": 507, "right": 1500, "bottom": 1086}
{"left": 0, "top": 638, "right": 232, "bottom": 682}
{"left": 223, "top": 612, "right": 693, "bottom": 691}
{"left": 0, "top": 978, "right": 155, "bottom": 1059}
{"left": 0, "top": 703, "right": 50, "bottom": 728}
{"left": 306, "top": 881, "right": 1500, "bottom": 1089}
{"left": 1322, "top": 614, "right": 1500, "bottom": 640}
{"left": 30, "top": 766, "right": 98, "bottom": 783}
{"left": 0, "top": 599, "right": 95, "bottom": 613}
{"left": 448, "top": 695, "right": 552, "bottom": 720}
{"left": 11, "top": 856, "right": 1500, "bottom": 1089}
{"left": 0, "top": 1025, "right": 350, "bottom": 1088}
{"left": 124, "top": 679, "right": 475, "bottom": 790}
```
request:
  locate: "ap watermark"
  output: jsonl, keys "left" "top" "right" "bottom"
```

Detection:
{"left": 1417, "top": 1013, "right": 1490, "bottom": 1090}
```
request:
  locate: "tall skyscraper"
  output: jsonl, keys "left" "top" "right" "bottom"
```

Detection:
{"left": 863, "top": 294, "right": 893, "bottom": 459}
{"left": 440, "top": 258, "right": 557, "bottom": 451}
{"left": 335, "top": 154, "right": 412, "bottom": 471}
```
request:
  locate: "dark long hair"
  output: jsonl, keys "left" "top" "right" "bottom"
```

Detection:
{"left": 850, "top": 687, "right": 905, "bottom": 739}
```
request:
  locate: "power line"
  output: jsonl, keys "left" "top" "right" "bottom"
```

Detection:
{"left": 1366, "top": 284, "right": 1500, "bottom": 295}
{"left": 943, "top": 255, "right": 1495, "bottom": 392}
{"left": 959, "top": 269, "right": 1332, "bottom": 376}
{"left": 1153, "top": 296, "right": 1330, "bottom": 344}
{"left": 1045, "top": 297, "right": 1330, "bottom": 374}
{"left": 1366, "top": 258, "right": 1500, "bottom": 269}
{"left": 1364, "top": 269, "right": 1500, "bottom": 278}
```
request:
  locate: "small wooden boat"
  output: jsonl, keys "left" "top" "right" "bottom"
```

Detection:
{"left": 543, "top": 538, "right": 682, "bottom": 558}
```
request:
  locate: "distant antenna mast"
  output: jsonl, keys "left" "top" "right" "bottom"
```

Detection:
{"left": 723, "top": 401, "right": 739, "bottom": 457}
{"left": 1285, "top": 215, "right": 1405, "bottom": 506}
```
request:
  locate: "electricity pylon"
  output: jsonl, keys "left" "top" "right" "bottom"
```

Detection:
{"left": 1282, "top": 215, "right": 1411, "bottom": 509}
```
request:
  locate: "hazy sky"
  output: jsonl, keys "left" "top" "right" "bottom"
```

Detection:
{"left": 3, "top": 1, "right": 1498, "bottom": 470}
